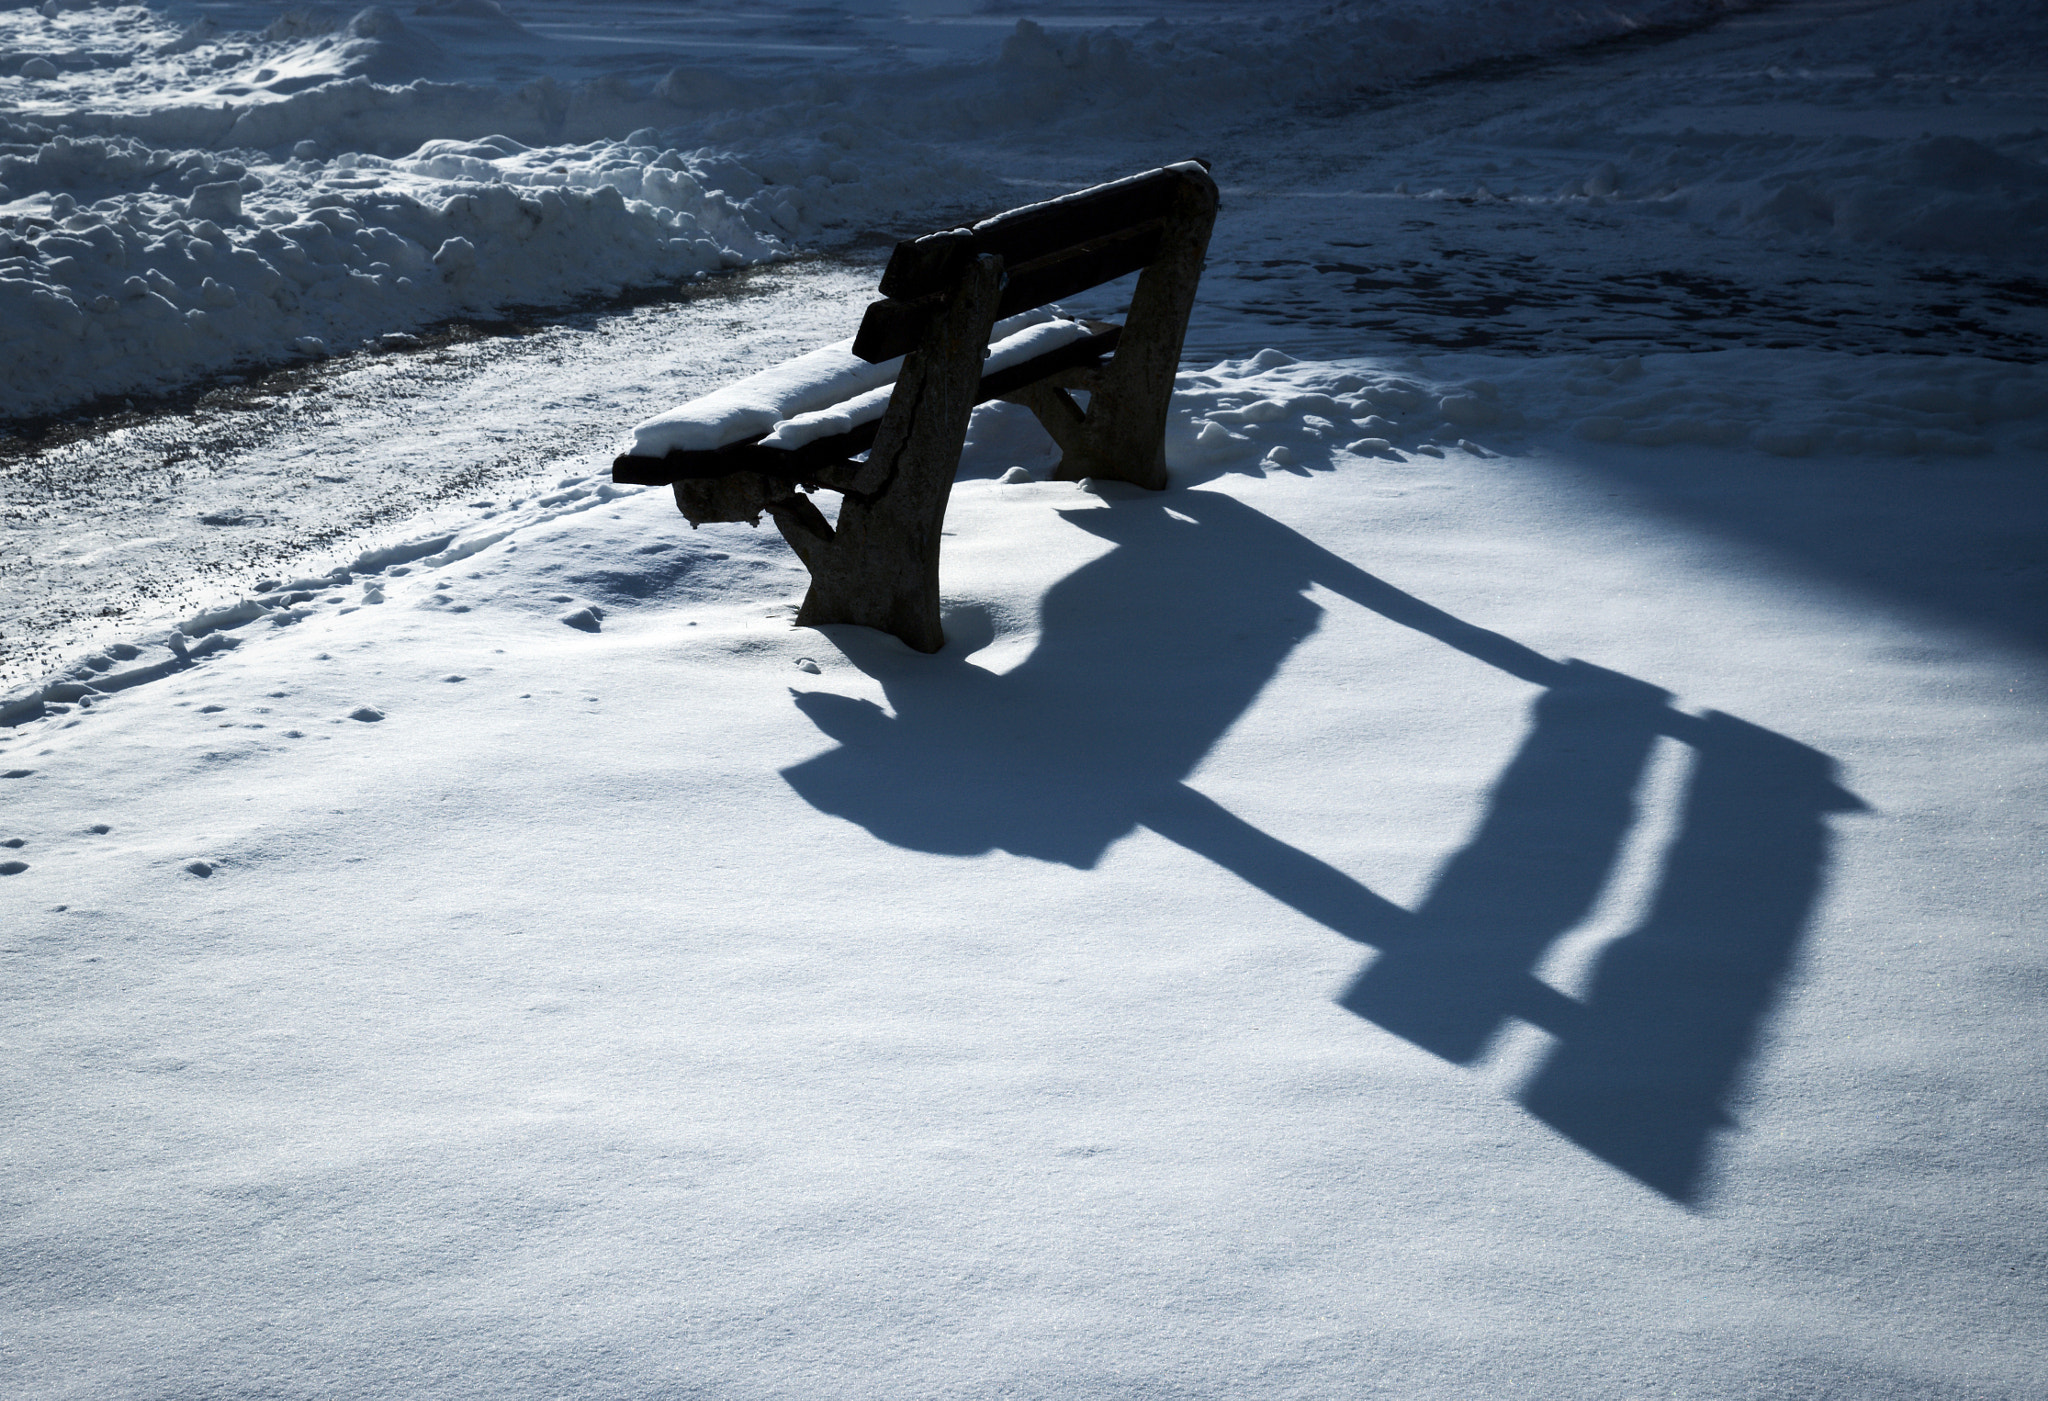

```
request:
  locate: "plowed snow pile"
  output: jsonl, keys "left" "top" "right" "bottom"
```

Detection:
{"left": 2, "top": 0, "right": 1760, "bottom": 418}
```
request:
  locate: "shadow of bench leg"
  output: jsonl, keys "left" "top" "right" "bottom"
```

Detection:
{"left": 794, "top": 254, "right": 1004, "bottom": 654}
{"left": 1048, "top": 180, "right": 1218, "bottom": 491}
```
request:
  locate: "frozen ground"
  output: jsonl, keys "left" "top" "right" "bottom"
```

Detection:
{"left": 4, "top": 1, "right": 2047, "bottom": 1398}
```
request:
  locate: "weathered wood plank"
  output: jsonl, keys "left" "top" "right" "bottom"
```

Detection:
{"left": 999, "top": 223, "right": 1163, "bottom": 319}
{"left": 851, "top": 292, "right": 944, "bottom": 364}
{"left": 853, "top": 224, "right": 1161, "bottom": 363}
{"left": 873, "top": 228, "right": 973, "bottom": 302}
{"left": 875, "top": 161, "right": 1210, "bottom": 302}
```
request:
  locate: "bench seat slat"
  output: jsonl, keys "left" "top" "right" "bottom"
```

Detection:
{"left": 612, "top": 325, "right": 1120, "bottom": 488}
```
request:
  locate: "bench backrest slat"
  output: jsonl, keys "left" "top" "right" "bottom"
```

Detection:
{"left": 854, "top": 221, "right": 1164, "bottom": 363}
{"left": 876, "top": 161, "right": 1211, "bottom": 302}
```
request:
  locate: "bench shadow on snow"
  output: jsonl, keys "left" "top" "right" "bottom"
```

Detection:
{"left": 780, "top": 485, "right": 1862, "bottom": 1208}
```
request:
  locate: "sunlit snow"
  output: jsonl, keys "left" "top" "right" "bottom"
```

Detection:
{"left": 3, "top": 2, "right": 2045, "bottom": 1398}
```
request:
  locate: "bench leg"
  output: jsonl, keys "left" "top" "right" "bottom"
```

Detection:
{"left": 1045, "top": 182, "right": 1217, "bottom": 491}
{"left": 793, "top": 254, "right": 1004, "bottom": 653}
{"left": 1004, "top": 381, "right": 1090, "bottom": 460}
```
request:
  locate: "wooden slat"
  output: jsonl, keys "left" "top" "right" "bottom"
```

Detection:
{"left": 970, "top": 164, "right": 1202, "bottom": 277}
{"left": 853, "top": 222, "right": 1162, "bottom": 363}
{"left": 973, "top": 324, "right": 1121, "bottom": 402}
{"left": 875, "top": 161, "right": 1210, "bottom": 303}
{"left": 611, "top": 325, "right": 1122, "bottom": 489}
{"left": 850, "top": 293, "right": 940, "bottom": 364}
{"left": 997, "top": 222, "right": 1163, "bottom": 322}
{"left": 873, "top": 228, "right": 973, "bottom": 302}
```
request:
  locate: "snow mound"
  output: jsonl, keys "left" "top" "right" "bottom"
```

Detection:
{"left": 627, "top": 332, "right": 908, "bottom": 459}
{"left": 0, "top": 122, "right": 987, "bottom": 420}
{"left": 0, "top": 0, "right": 1773, "bottom": 422}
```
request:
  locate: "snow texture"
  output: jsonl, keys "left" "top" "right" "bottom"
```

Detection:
{"left": 4, "top": 2, "right": 2048, "bottom": 1399}
{"left": 626, "top": 334, "right": 908, "bottom": 459}
{"left": 627, "top": 308, "right": 1079, "bottom": 458}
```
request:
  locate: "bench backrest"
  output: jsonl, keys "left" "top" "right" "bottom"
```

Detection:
{"left": 851, "top": 160, "right": 1215, "bottom": 363}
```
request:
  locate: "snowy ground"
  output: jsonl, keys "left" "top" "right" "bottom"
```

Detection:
{"left": 4, "top": 2, "right": 2047, "bottom": 1398}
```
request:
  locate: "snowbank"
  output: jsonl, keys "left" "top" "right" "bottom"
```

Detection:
{"left": 32, "top": 0, "right": 2035, "bottom": 425}
{"left": 0, "top": 114, "right": 995, "bottom": 420}
{"left": 0, "top": 0, "right": 1775, "bottom": 421}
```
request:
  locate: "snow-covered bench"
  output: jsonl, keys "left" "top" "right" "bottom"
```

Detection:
{"left": 610, "top": 161, "right": 1220, "bottom": 652}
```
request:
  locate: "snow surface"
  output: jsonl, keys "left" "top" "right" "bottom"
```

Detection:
{"left": 5, "top": 1, "right": 2048, "bottom": 1398}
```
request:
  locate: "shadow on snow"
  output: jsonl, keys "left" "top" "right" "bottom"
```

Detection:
{"left": 780, "top": 487, "right": 1862, "bottom": 1206}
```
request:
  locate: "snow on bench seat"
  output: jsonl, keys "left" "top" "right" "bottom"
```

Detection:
{"left": 624, "top": 308, "right": 1070, "bottom": 459}
{"left": 757, "top": 315, "right": 1099, "bottom": 451}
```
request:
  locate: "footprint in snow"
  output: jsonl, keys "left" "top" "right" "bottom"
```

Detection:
{"left": 560, "top": 606, "right": 604, "bottom": 633}
{"left": 86, "top": 824, "right": 110, "bottom": 835}
{"left": 0, "top": 861, "right": 26, "bottom": 876}
{"left": 348, "top": 706, "right": 384, "bottom": 722}
{"left": 795, "top": 658, "right": 821, "bottom": 674}
{"left": 184, "top": 861, "right": 213, "bottom": 878}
